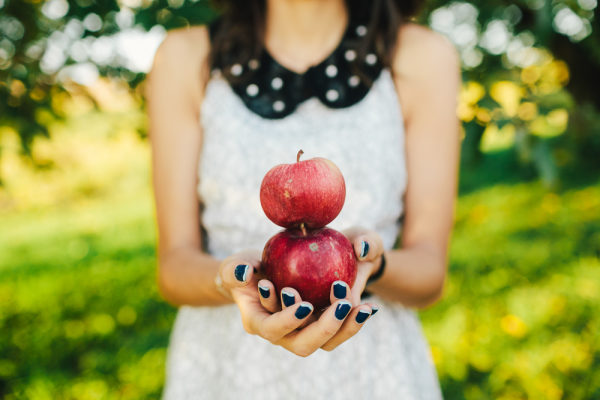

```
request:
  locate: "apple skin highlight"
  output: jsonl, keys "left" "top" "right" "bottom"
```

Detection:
{"left": 262, "top": 227, "right": 357, "bottom": 310}
{"left": 259, "top": 153, "right": 346, "bottom": 229}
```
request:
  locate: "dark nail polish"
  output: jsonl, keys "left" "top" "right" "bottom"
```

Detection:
{"left": 333, "top": 281, "right": 347, "bottom": 299}
{"left": 258, "top": 285, "right": 270, "bottom": 299}
{"left": 371, "top": 306, "right": 379, "bottom": 316}
{"left": 234, "top": 264, "right": 249, "bottom": 282}
{"left": 282, "top": 291, "right": 295, "bottom": 307}
{"left": 335, "top": 301, "right": 352, "bottom": 320}
{"left": 295, "top": 304, "right": 313, "bottom": 319}
{"left": 355, "top": 310, "right": 370, "bottom": 324}
{"left": 360, "top": 241, "right": 369, "bottom": 258}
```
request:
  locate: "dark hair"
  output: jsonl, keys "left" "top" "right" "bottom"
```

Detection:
{"left": 209, "top": 0, "right": 424, "bottom": 80}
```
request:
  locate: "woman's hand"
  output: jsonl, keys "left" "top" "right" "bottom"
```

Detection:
{"left": 217, "top": 250, "right": 377, "bottom": 357}
{"left": 343, "top": 227, "right": 385, "bottom": 305}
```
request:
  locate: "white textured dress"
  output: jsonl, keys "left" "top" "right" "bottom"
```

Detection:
{"left": 162, "top": 68, "right": 443, "bottom": 399}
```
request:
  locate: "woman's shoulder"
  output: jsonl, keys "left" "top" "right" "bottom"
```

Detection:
{"left": 391, "top": 23, "right": 461, "bottom": 121}
{"left": 392, "top": 22, "right": 460, "bottom": 80}
{"left": 148, "top": 25, "right": 212, "bottom": 108}
{"left": 153, "top": 25, "right": 211, "bottom": 74}
{"left": 156, "top": 24, "right": 210, "bottom": 59}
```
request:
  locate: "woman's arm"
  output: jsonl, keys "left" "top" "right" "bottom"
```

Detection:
{"left": 146, "top": 27, "right": 231, "bottom": 306}
{"left": 367, "top": 24, "right": 461, "bottom": 309}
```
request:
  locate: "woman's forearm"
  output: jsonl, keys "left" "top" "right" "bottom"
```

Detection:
{"left": 367, "top": 244, "right": 447, "bottom": 309}
{"left": 158, "top": 247, "right": 233, "bottom": 307}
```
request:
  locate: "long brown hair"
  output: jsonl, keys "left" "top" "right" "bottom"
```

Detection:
{"left": 209, "top": 0, "right": 425, "bottom": 79}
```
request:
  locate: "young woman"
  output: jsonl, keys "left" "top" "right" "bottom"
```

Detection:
{"left": 146, "top": 0, "right": 460, "bottom": 398}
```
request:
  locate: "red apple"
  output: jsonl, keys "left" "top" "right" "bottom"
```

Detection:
{"left": 260, "top": 150, "right": 346, "bottom": 229}
{"left": 262, "top": 227, "right": 357, "bottom": 310}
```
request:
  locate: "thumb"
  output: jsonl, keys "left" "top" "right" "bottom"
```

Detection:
{"left": 219, "top": 250, "right": 262, "bottom": 290}
{"left": 351, "top": 232, "right": 383, "bottom": 263}
{"left": 350, "top": 261, "right": 374, "bottom": 306}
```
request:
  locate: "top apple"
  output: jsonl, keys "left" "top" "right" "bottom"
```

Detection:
{"left": 260, "top": 150, "right": 346, "bottom": 229}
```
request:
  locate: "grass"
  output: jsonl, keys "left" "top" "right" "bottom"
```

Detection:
{"left": 0, "top": 192, "right": 172, "bottom": 399}
{"left": 0, "top": 121, "right": 599, "bottom": 398}
{"left": 421, "top": 164, "right": 600, "bottom": 399}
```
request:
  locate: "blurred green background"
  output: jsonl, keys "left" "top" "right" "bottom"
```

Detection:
{"left": 1, "top": 0, "right": 599, "bottom": 399}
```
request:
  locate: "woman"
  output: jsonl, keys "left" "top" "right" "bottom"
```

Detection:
{"left": 146, "top": 0, "right": 460, "bottom": 398}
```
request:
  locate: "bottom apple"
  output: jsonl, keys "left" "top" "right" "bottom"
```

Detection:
{"left": 262, "top": 227, "right": 357, "bottom": 310}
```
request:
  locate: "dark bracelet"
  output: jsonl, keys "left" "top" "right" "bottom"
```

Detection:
{"left": 367, "top": 253, "right": 386, "bottom": 285}
{"left": 362, "top": 253, "right": 387, "bottom": 299}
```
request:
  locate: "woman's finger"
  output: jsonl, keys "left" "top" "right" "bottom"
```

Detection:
{"left": 276, "top": 299, "right": 353, "bottom": 357}
{"left": 364, "top": 302, "right": 380, "bottom": 316}
{"left": 350, "top": 261, "right": 376, "bottom": 305}
{"left": 236, "top": 288, "right": 314, "bottom": 343}
{"left": 257, "top": 279, "right": 279, "bottom": 313}
{"left": 219, "top": 251, "right": 261, "bottom": 289}
{"left": 329, "top": 280, "right": 351, "bottom": 305}
{"left": 320, "top": 304, "right": 374, "bottom": 351}
{"left": 257, "top": 302, "right": 314, "bottom": 343}
{"left": 352, "top": 232, "right": 383, "bottom": 263}
{"left": 279, "top": 286, "right": 314, "bottom": 328}
{"left": 280, "top": 287, "right": 300, "bottom": 309}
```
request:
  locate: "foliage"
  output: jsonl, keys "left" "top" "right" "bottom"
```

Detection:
{"left": 0, "top": 82, "right": 147, "bottom": 211}
{"left": 0, "top": 106, "right": 171, "bottom": 399}
{"left": 0, "top": 195, "right": 172, "bottom": 399}
{"left": 0, "top": 0, "right": 216, "bottom": 156}
{"left": 458, "top": 49, "right": 574, "bottom": 186}
{"left": 422, "top": 152, "right": 600, "bottom": 399}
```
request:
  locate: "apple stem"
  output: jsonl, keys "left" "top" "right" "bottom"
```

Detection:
{"left": 297, "top": 149, "right": 304, "bottom": 163}
{"left": 300, "top": 222, "right": 307, "bottom": 236}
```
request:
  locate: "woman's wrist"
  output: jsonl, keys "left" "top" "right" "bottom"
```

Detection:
{"left": 367, "top": 252, "right": 386, "bottom": 285}
{"left": 362, "top": 252, "right": 386, "bottom": 299}
{"left": 363, "top": 246, "right": 448, "bottom": 308}
{"left": 158, "top": 247, "right": 234, "bottom": 306}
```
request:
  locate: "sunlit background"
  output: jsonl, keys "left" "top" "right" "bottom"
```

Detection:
{"left": 1, "top": 0, "right": 599, "bottom": 399}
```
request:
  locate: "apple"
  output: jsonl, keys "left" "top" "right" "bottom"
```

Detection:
{"left": 262, "top": 227, "right": 357, "bottom": 310}
{"left": 260, "top": 150, "right": 346, "bottom": 229}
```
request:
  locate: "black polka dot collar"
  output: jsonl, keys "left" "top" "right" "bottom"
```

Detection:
{"left": 209, "top": 20, "right": 384, "bottom": 120}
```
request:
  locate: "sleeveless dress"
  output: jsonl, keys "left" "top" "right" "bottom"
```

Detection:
{"left": 161, "top": 62, "right": 444, "bottom": 399}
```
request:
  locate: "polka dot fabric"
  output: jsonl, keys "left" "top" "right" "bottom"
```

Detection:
{"left": 210, "top": 14, "right": 384, "bottom": 120}
{"left": 161, "top": 67, "right": 443, "bottom": 399}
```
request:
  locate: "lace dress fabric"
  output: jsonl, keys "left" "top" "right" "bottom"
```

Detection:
{"left": 162, "top": 69, "right": 443, "bottom": 399}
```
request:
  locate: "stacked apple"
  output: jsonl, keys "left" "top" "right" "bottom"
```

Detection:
{"left": 260, "top": 150, "right": 357, "bottom": 310}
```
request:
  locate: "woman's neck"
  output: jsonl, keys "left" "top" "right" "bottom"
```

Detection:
{"left": 264, "top": 0, "right": 348, "bottom": 73}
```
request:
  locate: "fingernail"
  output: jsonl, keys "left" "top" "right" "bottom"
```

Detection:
{"left": 335, "top": 301, "right": 352, "bottom": 320}
{"left": 258, "top": 285, "right": 270, "bottom": 299}
{"left": 371, "top": 306, "right": 379, "bottom": 316}
{"left": 234, "top": 264, "right": 250, "bottom": 282}
{"left": 333, "top": 281, "right": 347, "bottom": 299}
{"left": 295, "top": 303, "right": 313, "bottom": 319}
{"left": 355, "top": 309, "right": 371, "bottom": 324}
{"left": 281, "top": 290, "right": 295, "bottom": 307}
{"left": 359, "top": 240, "right": 369, "bottom": 259}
